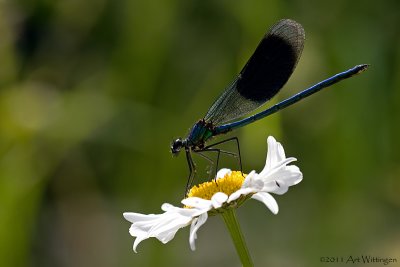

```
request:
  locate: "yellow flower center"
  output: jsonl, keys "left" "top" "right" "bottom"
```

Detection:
{"left": 187, "top": 171, "right": 246, "bottom": 200}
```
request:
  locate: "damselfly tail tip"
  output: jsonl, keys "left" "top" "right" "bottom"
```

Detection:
{"left": 356, "top": 64, "right": 370, "bottom": 74}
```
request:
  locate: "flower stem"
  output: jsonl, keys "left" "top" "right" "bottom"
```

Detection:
{"left": 221, "top": 209, "right": 254, "bottom": 267}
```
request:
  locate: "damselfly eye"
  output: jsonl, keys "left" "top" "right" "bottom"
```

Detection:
{"left": 171, "top": 138, "right": 183, "bottom": 155}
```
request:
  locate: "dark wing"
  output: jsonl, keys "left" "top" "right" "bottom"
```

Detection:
{"left": 204, "top": 19, "right": 305, "bottom": 125}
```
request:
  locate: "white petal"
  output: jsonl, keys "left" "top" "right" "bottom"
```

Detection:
{"left": 227, "top": 187, "right": 254, "bottom": 203}
{"left": 211, "top": 192, "right": 228, "bottom": 208}
{"left": 149, "top": 213, "right": 193, "bottom": 241}
{"left": 128, "top": 214, "right": 165, "bottom": 236}
{"left": 161, "top": 203, "right": 200, "bottom": 216}
{"left": 124, "top": 212, "right": 160, "bottom": 225}
{"left": 241, "top": 171, "right": 263, "bottom": 190}
{"left": 124, "top": 204, "right": 199, "bottom": 252}
{"left": 259, "top": 157, "right": 300, "bottom": 179}
{"left": 216, "top": 168, "right": 231, "bottom": 179}
{"left": 132, "top": 234, "right": 147, "bottom": 253}
{"left": 254, "top": 138, "right": 303, "bottom": 196}
{"left": 189, "top": 212, "right": 208, "bottom": 251}
{"left": 264, "top": 136, "right": 279, "bottom": 172}
{"left": 224, "top": 171, "right": 262, "bottom": 203}
{"left": 161, "top": 203, "right": 175, "bottom": 211}
{"left": 281, "top": 165, "right": 303, "bottom": 185}
{"left": 251, "top": 192, "right": 279, "bottom": 214}
{"left": 259, "top": 157, "right": 296, "bottom": 180}
{"left": 261, "top": 165, "right": 303, "bottom": 194}
{"left": 276, "top": 141, "right": 286, "bottom": 161}
{"left": 270, "top": 184, "right": 289, "bottom": 195}
{"left": 182, "top": 197, "right": 213, "bottom": 211}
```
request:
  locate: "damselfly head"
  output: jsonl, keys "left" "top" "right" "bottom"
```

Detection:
{"left": 171, "top": 138, "right": 184, "bottom": 156}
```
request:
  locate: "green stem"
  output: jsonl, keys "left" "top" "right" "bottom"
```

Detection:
{"left": 221, "top": 209, "right": 254, "bottom": 267}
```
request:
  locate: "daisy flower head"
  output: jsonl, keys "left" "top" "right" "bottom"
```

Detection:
{"left": 123, "top": 136, "right": 302, "bottom": 253}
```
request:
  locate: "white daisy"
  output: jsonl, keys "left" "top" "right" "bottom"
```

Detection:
{"left": 123, "top": 136, "right": 302, "bottom": 252}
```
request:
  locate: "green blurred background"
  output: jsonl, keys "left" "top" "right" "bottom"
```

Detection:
{"left": 0, "top": 0, "right": 399, "bottom": 266}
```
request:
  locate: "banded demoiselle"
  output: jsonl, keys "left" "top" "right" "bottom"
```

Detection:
{"left": 170, "top": 19, "right": 368, "bottom": 193}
